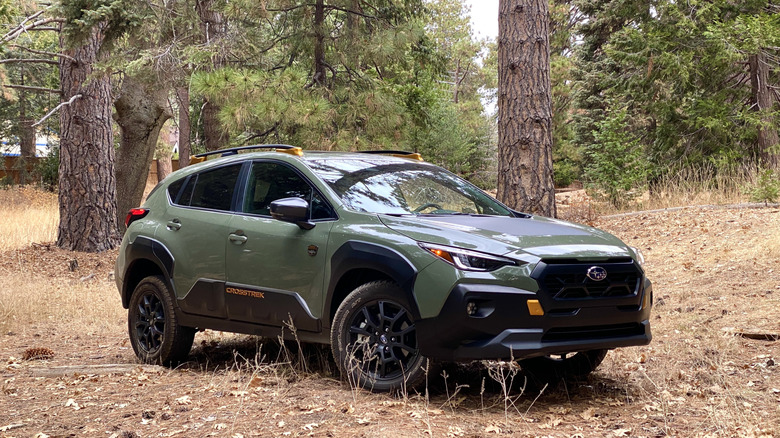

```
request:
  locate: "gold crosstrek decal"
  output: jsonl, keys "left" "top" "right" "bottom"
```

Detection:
{"left": 226, "top": 287, "right": 265, "bottom": 299}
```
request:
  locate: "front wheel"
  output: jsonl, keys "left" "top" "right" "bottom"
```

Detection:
{"left": 519, "top": 349, "right": 608, "bottom": 384}
{"left": 128, "top": 276, "right": 195, "bottom": 366}
{"left": 331, "top": 281, "right": 427, "bottom": 392}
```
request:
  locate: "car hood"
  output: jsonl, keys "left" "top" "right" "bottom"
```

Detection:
{"left": 379, "top": 214, "right": 632, "bottom": 260}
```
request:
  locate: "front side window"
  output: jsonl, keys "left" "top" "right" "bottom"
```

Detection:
{"left": 243, "top": 161, "right": 335, "bottom": 220}
{"left": 172, "top": 164, "right": 242, "bottom": 211}
{"left": 305, "top": 158, "right": 513, "bottom": 216}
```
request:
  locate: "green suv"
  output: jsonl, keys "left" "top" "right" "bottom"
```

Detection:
{"left": 116, "top": 145, "right": 652, "bottom": 391}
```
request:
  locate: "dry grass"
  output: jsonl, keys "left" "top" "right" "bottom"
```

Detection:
{"left": 0, "top": 186, "right": 58, "bottom": 251}
{"left": 578, "top": 164, "right": 763, "bottom": 218}
{"left": 0, "top": 275, "right": 123, "bottom": 334}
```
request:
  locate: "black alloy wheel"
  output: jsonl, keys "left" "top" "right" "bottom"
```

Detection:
{"left": 332, "top": 281, "right": 427, "bottom": 392}
{"left": 135, "top": 291, "right": 165, "bottom": 354}
{"left": 127, "top": 276, "right": 195, "bottom": 366}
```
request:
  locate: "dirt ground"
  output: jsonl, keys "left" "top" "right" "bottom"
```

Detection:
{"left": 1, "top": 205, "right": 779, "bottom": 437}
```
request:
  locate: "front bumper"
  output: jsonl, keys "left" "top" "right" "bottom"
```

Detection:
{"left": 416, "top": 277, "right": 652, "bottom": 362}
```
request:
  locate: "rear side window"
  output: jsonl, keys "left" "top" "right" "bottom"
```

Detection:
{"left": 171, "top": 164, "right": 242, "bottom": 211}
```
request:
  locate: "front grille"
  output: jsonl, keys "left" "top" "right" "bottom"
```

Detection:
{"left": 533, "top": 260, "right": 641, "bottom": 301}
{"left": 542, "top": 323, "right": 645, "bottom": 342}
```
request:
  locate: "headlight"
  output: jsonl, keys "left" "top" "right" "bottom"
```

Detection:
{"left": 419, "top": 243, "right": 517, "bottom": 272}
{"left": 630, "top": 246, "right": 645, "bottom": 266}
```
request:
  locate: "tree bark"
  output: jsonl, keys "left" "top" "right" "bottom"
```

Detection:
{"left": 114, "top": 75, "right": 172, "bottom": 229}
{"left": 157, "top": 155, "right": 173, "bottom": 182}
{"left": 57, "top": 23, "right": 120, "bottom": 252}
{"left": 176, "top": 86, "right": 191, "bottom": 168}
{"left": 496, "top": 0, "right": 557, "bottom": 217}
{"left": 197, "top": 0, "right": 228, "bottom": 151}
{"left": 313, "top": 0, "right": 327, "bottom": 87}
{"left": 749, "top": 53, "right": 780, "bottom": 169}
{"left": 19, "top": 72, "right": 36, "bottom": 161}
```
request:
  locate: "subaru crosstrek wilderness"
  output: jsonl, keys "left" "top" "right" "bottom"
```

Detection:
{"left": 116, "top": 145, "right": 652, "bottom": 391}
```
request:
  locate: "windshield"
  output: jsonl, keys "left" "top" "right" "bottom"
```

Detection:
{"left": 305, "top": 158, "right": 514, "bottom": 216}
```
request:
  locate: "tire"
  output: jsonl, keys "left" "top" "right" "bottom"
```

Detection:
{"left": 331, "top": 281, "right": 427, "bottom": 392}
{"left": 128, "top": 276, "right": 195, "bottom": 366}
{"left": 519, "top": 349, "right": 608, "bottom": 384}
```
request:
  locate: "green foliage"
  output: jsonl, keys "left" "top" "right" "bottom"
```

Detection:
{"left": 187, "top": 0, "right": 495, "bottom": 182}
{"left": 584, "top": 107, "right": 649, "bottom": 207}
{"left": 56, "top": 0, "right": 148, "bottom": 49}
{"left": 34, "top": 148, "right": 59, "bottom": 191}
{"left": 747, "top": 168, "right": 780, "bottom": 205}
{"left": 572, "top": 0, "right": 780, "bottom": 200}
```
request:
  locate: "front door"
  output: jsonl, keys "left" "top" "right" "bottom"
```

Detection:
{"left": 225, "top": 161, "right": 336, "bottom": 331}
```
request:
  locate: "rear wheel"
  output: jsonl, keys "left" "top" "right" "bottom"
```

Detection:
{"left": 331, "top": 281, "right": 427, "bottom": 392}
{"left": 128, "top": 276, "right": 195, "bottom": 366}
{"left": 519, "top": 349, "right": 608, "bottom": 384}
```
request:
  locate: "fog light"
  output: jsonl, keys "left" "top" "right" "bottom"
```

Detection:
{"left": 466, "top": 301, "right": 478, "bottom": 316}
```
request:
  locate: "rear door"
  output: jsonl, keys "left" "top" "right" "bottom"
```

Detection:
{"left": 225, "top": 160, "right": 336, "bottom": 331}
{"left": 156, "top": 163, "right": 244, "bottom": 319}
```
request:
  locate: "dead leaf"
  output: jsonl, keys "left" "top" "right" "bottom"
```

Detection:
{"left": 579, "top": 407, "right": 596, "bottom": 420}
{"left": 485, "top": 425, "right": 501, "bottom": 434}
{"left": 613, "top": 428, "right": 631, "bottom": 437}
{"left": 175, "top": 395, "right": 191, "bottom": 405}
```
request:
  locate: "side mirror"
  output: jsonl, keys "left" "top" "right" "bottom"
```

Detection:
{"left": 270, "top": 197, "right": 315, "bottom": 230}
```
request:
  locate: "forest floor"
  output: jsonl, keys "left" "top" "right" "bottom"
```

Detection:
{"left": 1, "top": 195, "right": 779, "bottom": 437}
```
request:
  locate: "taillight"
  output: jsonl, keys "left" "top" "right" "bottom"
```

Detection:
{"left": 125, "top": 208, "right": 149, "bottom": 228}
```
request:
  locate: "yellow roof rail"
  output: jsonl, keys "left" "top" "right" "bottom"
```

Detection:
{"left": 360, "top": 150, "right": 424, "bottom": 161}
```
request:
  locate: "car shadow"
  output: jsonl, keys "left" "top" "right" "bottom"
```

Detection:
{"left": 174, "top": 334, "right": 632, "bottom": 408}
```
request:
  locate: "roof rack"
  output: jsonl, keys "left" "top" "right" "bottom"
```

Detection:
{"left": 190, "top": 144, "right": 303, "bottom": 165}
{"left": 359, "top": 150, "right": 424, "bottom": 161}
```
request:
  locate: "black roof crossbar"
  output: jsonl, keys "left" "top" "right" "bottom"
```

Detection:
{"left": 194, "top": 144, "right": 298, "bottom": 159}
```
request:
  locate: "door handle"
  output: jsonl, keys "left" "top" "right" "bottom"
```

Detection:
{"left": 167, "top": 219, "right": 182, "bottom": 231}
{"left": 229, "top": 233, "right": 248, "bottom": 244}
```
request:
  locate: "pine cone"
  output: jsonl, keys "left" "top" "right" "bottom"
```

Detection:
{"left": 22, "top": 347, "right": 55, "bottom": 361}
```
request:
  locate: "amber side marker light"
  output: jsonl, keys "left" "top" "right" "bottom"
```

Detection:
{"left": 527, "top": 299, "right": 544, "bottom": 316}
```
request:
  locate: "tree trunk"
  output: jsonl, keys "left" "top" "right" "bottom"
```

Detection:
{"left": 19, "top": 72, "right": 36, "bottom": 161}
{"left": 176, "top": 86, "right": 191, "bottom": 168}
{"left": 749, "top": 53, "right": 780, "bottom": 169}
{"left": 496, "top": 0, "right": 557, "bottom": 217}
{"left": 197, "top": 0, "right": 228, "bottom": 151}
{"left": 313, "top": 0, "right": 327, "bottom": 87}
{"left": 114, "top": 75, "right": 172, "bottom": 229}
{"left": 157, "top": 154, "right": 173, "bottom": 182}
{"left": 57, "top": 23, "right": 120, "bottom": 252}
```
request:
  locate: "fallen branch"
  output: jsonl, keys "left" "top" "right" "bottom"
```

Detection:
{"left": 29, "top": 363, "right": 165, "bottom": 377}
{"left": 33, "top": 94, "right": 82, "bottom": 127}
{"left": 0, "top": 423, "right": 24, "bottom": 432}
{"left": 735, "top": 331, "right": 779, "bottom": 342}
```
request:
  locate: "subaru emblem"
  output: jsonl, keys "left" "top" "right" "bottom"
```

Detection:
{"left": 586, "top": 266, "right": 607, "bottom": 281}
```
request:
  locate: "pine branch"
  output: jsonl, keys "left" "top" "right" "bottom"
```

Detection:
{"left": 7, "top": 45, "right": 77, "bottom": 63}
{"left": 3, "top": 84, "right": 61, "bottom": 94}
{"left": 0, "top": 58, "right": 59, "bottom": 65}
{"left": 33, "top": 94, "right": 82, "bottom": 127}
{"left": 1, "top": 18, "right": 63, "bottom": 44}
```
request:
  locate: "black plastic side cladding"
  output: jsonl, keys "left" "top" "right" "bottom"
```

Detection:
{"left": 326, "top": 241, "right": 420, "bottom": 320}
{"left": 120, "top": 236, "right": 175, "bottom": 308}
